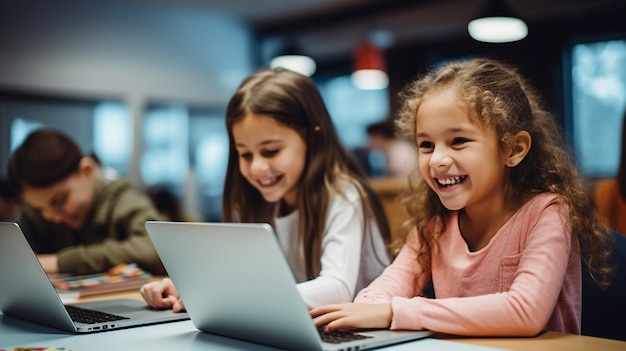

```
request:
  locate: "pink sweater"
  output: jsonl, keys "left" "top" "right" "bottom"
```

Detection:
{"left": 355, "top": 193, "right": 581, "bottom": 336}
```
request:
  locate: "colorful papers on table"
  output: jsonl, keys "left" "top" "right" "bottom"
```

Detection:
{"left": 50, "top": 263, "right": 151, "bottom": 298}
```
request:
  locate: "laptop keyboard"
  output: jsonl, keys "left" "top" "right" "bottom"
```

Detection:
{"left": 65, "top": 305, "right": 129, "bottom": 324}
{"left": 318, "top": 327, "right": 373, "bottom": 344}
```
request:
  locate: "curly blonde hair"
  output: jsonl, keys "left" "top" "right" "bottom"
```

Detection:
{"left": 395, "top": 58, "right": 613, "bottom": 286}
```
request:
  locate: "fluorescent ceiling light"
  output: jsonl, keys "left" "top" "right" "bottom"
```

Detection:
{"left": 468, "top": 16, "right": 528, "bottom": 43}
{"left": 270, "top": 54, "right": 316, "bottom": 77}
{"left": 468, "top": 0, "right": 528, "bottom": 43}
{"left": 351, "top": 69, "right": 389, "bottom": 90}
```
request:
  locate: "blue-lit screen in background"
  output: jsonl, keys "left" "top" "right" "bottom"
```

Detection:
{"left": 571, "top": 39, "right": 626, "bottom": 179}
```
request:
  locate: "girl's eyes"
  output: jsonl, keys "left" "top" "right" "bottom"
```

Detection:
{"left": 417, "top": 137, "right": 470, "bottom": 150}
{"left": 418, "top": 141, "right": 434, "bottom": 149}
{"left": 239, "top": 149, "right": 280, "bottom": 160}
{"left": 451, "top": 137, "right": 470, "bottom": 145}
{"left": 261, "top": 149, "right": 279, "bottom": 157}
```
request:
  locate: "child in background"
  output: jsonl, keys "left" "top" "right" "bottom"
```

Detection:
{"left": 366, "top": 120, "right": 418, "bottom": 177}
{"left": 7, "top": 128, "right": 166, "bottom": 275}
{"left": 141, "top": 68, "right": 392, "bottom": 312}
{"left": 310, "top": 58, "right": 613, "bottom": 336}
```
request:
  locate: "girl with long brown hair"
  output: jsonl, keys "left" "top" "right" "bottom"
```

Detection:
{"left": 142, "top": 68, "right": 392, "bottom": 312}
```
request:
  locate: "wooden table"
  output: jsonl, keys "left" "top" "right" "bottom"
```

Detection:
{"left": 439, "top": 331, "right": 626, "bottom": 351}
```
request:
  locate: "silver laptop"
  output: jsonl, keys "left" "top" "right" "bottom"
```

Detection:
{"left": 146, "top": 221, "right": 432, "bottom": 351}
{"left": 0, "top": 222, "right": 189, "bottom": 333}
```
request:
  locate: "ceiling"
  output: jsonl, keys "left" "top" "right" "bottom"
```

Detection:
{"left": 145, "top": 0, "right": 626, "bottom": 62}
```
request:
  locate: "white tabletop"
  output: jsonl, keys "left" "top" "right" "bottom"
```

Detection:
{"left": 0, "top": 314, "right": 508, "bottom": 351}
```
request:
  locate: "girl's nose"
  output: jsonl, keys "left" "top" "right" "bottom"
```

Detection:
{"left": 250, "top": 157, "right": 270, "bottom": 174}
{"left": 429, "top": 147, "right": 452, "bottom": 168}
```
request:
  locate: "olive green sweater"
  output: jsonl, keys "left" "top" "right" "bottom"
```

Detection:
{"left": 19, "top": 178, "right": 166, "bottom": 275}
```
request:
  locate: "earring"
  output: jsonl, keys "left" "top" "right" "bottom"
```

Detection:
{"left": 509, "top": 159, "right": 515, "bottom": 165}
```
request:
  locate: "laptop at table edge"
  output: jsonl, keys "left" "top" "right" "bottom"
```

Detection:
{"left": 0, "top": 222, "right": 189, "bottom": 333}
{"left": 145, "top": 220, "right": 431, "bottom": 351}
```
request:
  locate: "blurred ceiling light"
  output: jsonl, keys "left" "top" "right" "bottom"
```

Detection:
{"left": 468, "top": 0, "right": 528, "bottom": 43}
{"left": 351, "top": 39, "right": 388, "bottom": 90}
{"left": 270, "top": 42, "right": 316, "bottom": 77}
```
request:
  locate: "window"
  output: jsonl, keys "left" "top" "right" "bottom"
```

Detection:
{"left": 93, "top": 102, "right": 131, "bottom": 176}
{"left": 570, "top": 39, "right": 626, "bottom": 179}
{"left": 141, "top": 104, "right": 190, "bottom": 191}
{"left": 190, "top": 109, "right": 228, "bottom": 221}
{"left": 0, "top": 96, "right": 130, "bottom": 177}
{"left": 317, "top": 75, "right": 389, "bottom": 150}
{"left": 141, "top": 104, "right": 228, "bottom": 221}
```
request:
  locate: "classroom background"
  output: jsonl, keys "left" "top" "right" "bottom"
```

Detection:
{"left": 1, "top": 0, "right": 625, "bottom": 223}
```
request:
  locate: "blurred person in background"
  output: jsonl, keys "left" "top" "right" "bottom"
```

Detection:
{"left": 366, "top": 120, "right": 418, "bottom": 177}
{"left": 7, "top": 128, "right": 166, "bottom": 275}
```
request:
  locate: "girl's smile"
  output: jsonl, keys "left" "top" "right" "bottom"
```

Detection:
{"left": 258, "top": 175, "right": 283, "bottom": 187}
{"left": 435, "top": 175, "right": 467, "bottom": 188}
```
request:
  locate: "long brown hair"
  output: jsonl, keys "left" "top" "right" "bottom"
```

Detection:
{"left": 396, "top": 58, "right": 613, "bottom": 286}
{"left": 222, "top": 68, "right": 391, "bottom": 279}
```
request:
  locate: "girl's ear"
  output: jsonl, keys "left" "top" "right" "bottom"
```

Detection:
{"left": 78, "top": 156, "right": 98, "bottom": 178}
{"left": 507, "top": 130, "right": 531, "bottom": 167}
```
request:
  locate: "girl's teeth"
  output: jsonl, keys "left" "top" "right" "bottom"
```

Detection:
{"left": 438, "top": 176, "right": 465, "bottom": 186}
{"left": 260, "top": 177, "right": 277, "bottom": 185}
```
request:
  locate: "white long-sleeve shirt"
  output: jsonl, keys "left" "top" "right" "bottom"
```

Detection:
{"left": 273, "top": 180, "right": 389, "bottom": 308}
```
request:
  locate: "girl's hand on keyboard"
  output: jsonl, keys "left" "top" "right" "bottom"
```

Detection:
{"left": 310, "top": 303, "right": 392, "bottom": 332}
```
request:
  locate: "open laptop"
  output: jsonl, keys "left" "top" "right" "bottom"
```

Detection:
{"left": 145, "top": 221, "right": 432, "bottom": 351}
{"left": 0, "top": 222, "right": 189, "bottom": 333}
